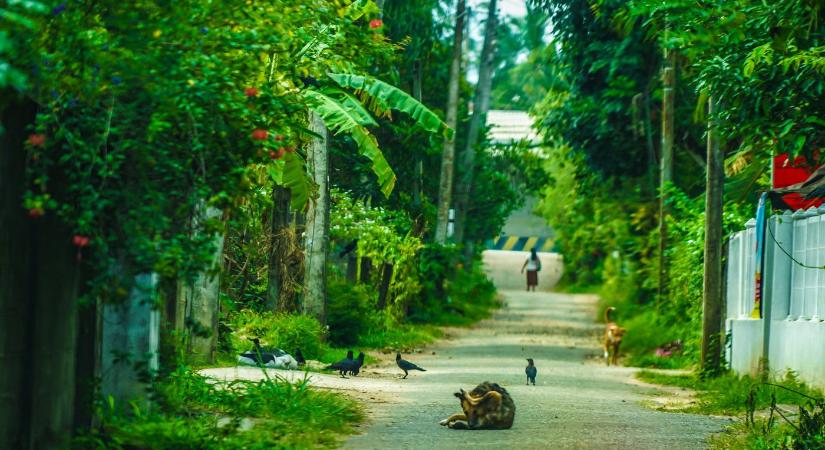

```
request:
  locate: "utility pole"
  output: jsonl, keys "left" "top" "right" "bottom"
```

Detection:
{"left": 303, "top": 111, "right": 329, "bottom": 325}
{"left": 453, "top": 0, "right": 498, "bottom": 253}
{"left": 701, "top": 96, "right": 723, "bottom": 376}
{"left": 658, "top": 46, "right": 675, "bottom": 301}
{"left": 435, "top": 0, "right": 466, "bottom": 244}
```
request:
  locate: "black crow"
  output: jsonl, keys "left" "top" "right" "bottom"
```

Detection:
{"left": 325, "top": 350, "right": 354, "bottom": 377}
{"left": 396, "top": 352, "right": 426, "bottom": 379}
{"left": 348, "top": 352, "right": 365, "bottom": 376}
{"left": 525, "top": 358, "right": 537, "bottom": 386}
{"left": 294, "top": 348, "right": 306, "bottom": 367}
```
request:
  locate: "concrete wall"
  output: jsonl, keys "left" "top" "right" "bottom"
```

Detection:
{"left": 728, "top": 318, "right": 825, "bottom": 388}
{"left": 727, "top": 211, "right": 825, "bottom": 389}
{"left": 482, "top": 250, "right": 563, "bottom": 291}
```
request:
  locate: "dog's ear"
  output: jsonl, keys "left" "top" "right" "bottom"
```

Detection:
{"left": 454, "top": 389, "right": 465, "bottom": 399}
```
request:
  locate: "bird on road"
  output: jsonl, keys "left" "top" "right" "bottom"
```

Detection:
{"left": 525, "top": 358, "right": 537, "bottom": 385}
{"left": 326, "top": 350, "right": 354, "bottom": 377}
{"left": 348, "top": 352, "right": 365, "bottom": 376}
{"left": 396, "top": 352, "right": 426, "bottom": 379}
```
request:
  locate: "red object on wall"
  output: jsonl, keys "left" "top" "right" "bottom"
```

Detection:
{"left": 773, "top": 153, "right": 824, "bottom": 210}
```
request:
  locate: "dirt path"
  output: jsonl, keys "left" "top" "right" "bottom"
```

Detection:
{"left": 202, "top": 257, "right": 726, "bottom": 449}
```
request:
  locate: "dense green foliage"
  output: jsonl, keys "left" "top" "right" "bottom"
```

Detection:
{"left": 3, "top": 1, "right": 529, "bottom": 446}
{"left": 530, "top": 0, "right": 825, "bottom": 370}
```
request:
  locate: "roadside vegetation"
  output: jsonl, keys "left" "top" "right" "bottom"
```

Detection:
{"left": 73, "top": 368, "right": 362, "bottom": 449}
{"left": 637, "top": 370, "right": 825, "bottom": 449}
{"left": 4, "top": 1, "right": 536, "bottom": 447}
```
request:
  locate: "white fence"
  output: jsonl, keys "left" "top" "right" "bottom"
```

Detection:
{"left": 726, "top": 207, "right": 825, "bottom": 388}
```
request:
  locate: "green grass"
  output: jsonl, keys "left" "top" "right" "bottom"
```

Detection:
{"left": 637, "top": 370, "right": 819, "bottom": 416}
{"left": 73, "top": 367, "right": 362, "bottom": 449}
{"left": 638, "top": 370, "right": 825, "bottom": 449}
{"left": 356, "top": 322, "right": 442, "bottom": 350}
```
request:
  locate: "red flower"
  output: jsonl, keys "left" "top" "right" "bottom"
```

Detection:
{"left": 285, "top": 146, "right": 296, "bottom": 153}
{"left": 369, "top": 18, "right": 383, "bottom": 29}
{"left": 28, "top": 208, "right": 45, "bottom": 218}
{"left": 251, "top": 129, "right": 269, "bottom": 141}
{"left": 28, "top": 134, "right": 46, "bottom": 147}
{"left": 270, "top": 148, "right": 285, "bottom": 160}
{"left": 244, "top": 87, "right": 260, "bottom": 97}
{"left": 72, "top": 235, "right": 90, "bottom": 247}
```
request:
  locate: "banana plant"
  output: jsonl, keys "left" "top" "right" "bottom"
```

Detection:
{"left": 300, "top": 73, "right": 452, "bottom": 199}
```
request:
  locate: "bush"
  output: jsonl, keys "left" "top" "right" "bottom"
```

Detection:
{"left": 227, "top": 310, "right": 324, "bottom": 360}
{"left": 409, "top": 259, "right": 500, "bottom": 326}
{"left": 327, "top": 277, "right": 375, "bottom": 346}
{"left": 74, "top": 368, "right": 362, "bottom": 449}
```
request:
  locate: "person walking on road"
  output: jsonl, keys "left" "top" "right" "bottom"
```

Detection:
{"left": 521, "top": 248, "right": 541, "bottom": 292}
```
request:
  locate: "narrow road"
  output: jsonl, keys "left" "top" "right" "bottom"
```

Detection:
{"left": 342, "top": 288, "right": 724, "bottom": 449}
{"left": 203, "top": 255, "right": 726, "bottom": 449}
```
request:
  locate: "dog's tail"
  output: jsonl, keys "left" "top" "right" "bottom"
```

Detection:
{"left": 604, "top": 306, "right": 616, "bottom": 323}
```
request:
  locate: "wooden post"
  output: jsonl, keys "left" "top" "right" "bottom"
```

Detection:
{"left": 658, "top": 50, "right": 675, "bottom": 301}
{"left": 701, "top": 96, "right": 724, "bottom": 376}
{"left": 434, "top": 0, "right": 466, "bottom": 244}
{"left": 303, "top": 111, "right": 329, "bottom": 325}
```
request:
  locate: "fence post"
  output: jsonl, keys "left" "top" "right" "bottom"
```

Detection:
{"left": 816, "top": 206, "right": 825, "bottom": 321}
{"left": 765, "top": 211, "right": 794, "bottom": 321}
{"left": 789, "top": 209, "right": 807, "bottom": 320}
{"left": 803, "top": 207, "right": 819, "bottom": 320}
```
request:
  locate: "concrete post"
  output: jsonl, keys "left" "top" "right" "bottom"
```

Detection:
{"left": 765, "top": 211, "right": 794, "bottom": 320}
{"left": 101, "top": 273, "right": 160, "bottom": 411}
{"left": 789, "top": 209, "right": 809, "bottom": 320}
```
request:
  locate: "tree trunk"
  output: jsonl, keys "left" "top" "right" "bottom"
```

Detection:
{"left": 658, "top": 50, "right": 675, "bottom": 302}
{"left": 377, "top": 263, "right": 394, "bottom": 310}
{"left": 267, "top": 186, "right": 298, "bottom": 312}
{"left": 701, "top": 96, "right": 723, "bottom": 376}
{"left": 644, "top": 91, "right": 656, "bottom": 197}
{"left": 434, "top": 0, "right": 466, "bottom": 244}
{"left": 303, "top": 111, "right": 329, "bottom": 324}
{"left": 412, "top": 60, "right": 424, "bottom": 206}
{"left": 359, "top": 257, "right": 372, "bottom": 284}
{"left": 454, "top": 0, "right": 498, "bottom": 256}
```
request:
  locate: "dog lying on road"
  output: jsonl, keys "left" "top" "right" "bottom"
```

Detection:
{"left": 603, "top": 306, "right": 626, "bottom": 366}
{"left": 440, "top": 382, "right": 515, "bottom": 430}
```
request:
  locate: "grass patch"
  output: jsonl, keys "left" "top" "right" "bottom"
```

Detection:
{"left": 356, "top": 322, "right": 442, "bottom": 350}
{"left": 73, "top": 367, "right": 362, "bottom": 449}
{"left": 639, "top": 370, "right": 825, "bottom": 449}
{"left": 636, "top": 370, "right": 820, "bottom": 416}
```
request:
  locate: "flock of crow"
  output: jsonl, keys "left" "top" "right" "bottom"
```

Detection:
{"left": 238, "top": 338, "right": 539, "bottom": 384}
{"left": 326, "top": 350, "right": 426, "bottom": 379}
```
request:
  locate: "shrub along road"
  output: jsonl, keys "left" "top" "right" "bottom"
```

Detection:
{"left": 204, "top": 255, "right": 726, "bottom": 449}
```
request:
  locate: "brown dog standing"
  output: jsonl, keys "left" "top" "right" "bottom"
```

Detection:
{"left": 603, "top": 307, "right": 626, "bottom": 366}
